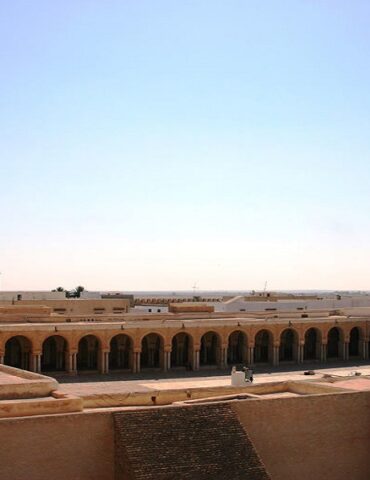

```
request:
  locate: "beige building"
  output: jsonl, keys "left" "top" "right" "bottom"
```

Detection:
{"left": 0, "top": 302, "right": 368, "bottom": 376}
{"left": 0, "top": 361, "right": 369, "bottom": 479}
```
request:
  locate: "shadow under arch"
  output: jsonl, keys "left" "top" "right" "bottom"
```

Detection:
{"left": 200, "top": 331, "right": 221, "bottom": 367}
{"left": 77, "top": 334, "right": 100, "bottom": 371}
{"left": 254, "top": 330, "right": 273, "bottom": 364}
{"left": 327, "top": 327, "right": 344, "bottom": 360}
{"left": 4, "top": 335, "right": 32, "bottom": 371}
{"left": 41, "top": 335, "right": 68, "bottom": 372}
{"left": 171, "top": 332, "right": 193, "bottom": 369}
{"left": 141, "top": 333, "right": 164, "bottom": 369}
{"left": 227, "top": 330, "right": 248, "bottom": 366}
{"left": 303, "top": 328, "right": 321, "bottom": 361}
{"left": 279, "top": 328, "right": 299, "bottom": 362}
{"left": 109, "top": 334, "right": 133, "bottom": 371}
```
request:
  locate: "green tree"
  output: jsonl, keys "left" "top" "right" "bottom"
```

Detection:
{"left": 75, "top": 285, "right": 85, "bottom": 298}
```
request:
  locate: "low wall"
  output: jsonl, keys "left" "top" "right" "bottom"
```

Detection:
{"left": 233, "top": 390, "right": 370, "bottom": 480}
{"left": 0, "top": 411, "right": 115, "bottom": 480}
{"left": 0, "top": 390, "right": 369, "bottom": 480}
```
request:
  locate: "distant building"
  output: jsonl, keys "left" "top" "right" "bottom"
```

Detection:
{"left": 0, "top": 291, "right": 66, "bottom": 301}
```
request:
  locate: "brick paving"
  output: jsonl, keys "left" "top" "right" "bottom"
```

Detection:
{"left": 114, "top": 403, "right": 271, "bottom": 480}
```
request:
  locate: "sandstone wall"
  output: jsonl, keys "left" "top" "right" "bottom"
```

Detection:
{"left": 0, "top": 390, "right": 369, "bottom": 480}
{"left": 0, "top": 411, "right": 114, "bottom": 480}
{"left": 233, "top": 390, "right": 370, "bottom": 480}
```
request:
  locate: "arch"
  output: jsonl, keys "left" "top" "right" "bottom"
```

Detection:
{"left": 279, "top": 329, "right": 298, "bottom": 362}
{"left": 109, "top": 334, "right": 133, "bottom": 370}
{"left": 327, "top": 327, "right": 343, "bottom": 359}
{"left": 254, "top": 330, "right": 273, "bottom": 364}
{"left": 304, "top": 328, "right": 321, "bottom": 361}
{"left": 171, "top": 332, "right": 191, "bottom": 368}
{"left": 171, "top": 332, "right": 192, "bottom": 369}
{"left": 200, "top": 331, "right": 221, "bottom": 367}
{"left": 227, "top": 330, "right": 247, "bottom": 365}
{"left": 41, "top": 335, "right": 68, "bottom": 372}
{"left": 4, "top": 336, "right": 32, "bottom": 370}
{"left": 141, "top": 333, "right": 163, "bottom": 369}
{"left": 77, "top": 335, "right": 100, "bottom": 371}
{"left": 349, "top": 327, "right": 360, "bottom": 357}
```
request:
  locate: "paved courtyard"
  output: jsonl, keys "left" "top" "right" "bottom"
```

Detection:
{"left": 58, "top": 361, "right": 370, "bottom": 397}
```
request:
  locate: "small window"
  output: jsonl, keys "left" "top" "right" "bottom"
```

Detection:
{"left": 157, "top": 309, "right": 161, "bottom": 313}
{"left": 148, "top": 309, "right": 152, "bottom": 313}
{"left": 94, "top": 308, "right": 105, "bottom": 314}
{"left": 54, "top": 308, "right": 66, "bottom": 313}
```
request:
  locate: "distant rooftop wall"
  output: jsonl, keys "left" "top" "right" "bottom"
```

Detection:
{"left": 0, "top": 299, "right": 130, "bottom": 315}
{"left": 217, "top": 296, "right": 370, "bottom": 313}
{"left": 0, "top": 291, "right": 66, "bottom": 301}
{"left": 169, "top": 303, "right": 214, "bottom": 313}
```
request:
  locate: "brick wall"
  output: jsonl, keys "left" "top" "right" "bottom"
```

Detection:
{"left": 113, "top": 403, "right": 271, "bottom": 480}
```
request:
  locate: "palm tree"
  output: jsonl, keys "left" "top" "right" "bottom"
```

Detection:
{"left": 75, "top": 286, "right": 85, "bottom": 298}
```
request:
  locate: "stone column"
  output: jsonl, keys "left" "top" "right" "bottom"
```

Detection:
{"left": 66, "top": 351, "right": 77, "bottom": 374}
{"left": 31, "top": 352, "right": 42, "bottom": 373}
{"left": 221, "top": 346, "right": 228, "bottom": 368}
{"left": 248, "top": 346, "right": 255, "bottom": 367}
{"left": 0, "top": 353, "right": 4, "bottom": 365}
{"left": 320, "top": 343, "right": 327, "bottom": 363}
{"left": 273, "top": 345, "right": 279, "bottom": 367}
{"left": 133, "top": 351, "right": 141, "bottom": 374}
{"left": 193, "top": 348, "right": 200, "bottom": 371}
{"left": 343, "top": 341, "right": 349, "bottom": 361}
{"left": 99, "top": 349, "right": 109, "bottom": 374}
{"left": 363, "top": 339, "right": 369, "bottom": 360}
{"left": 298, "top": 343, "right": 304, "bottom": 364}
{"left": 104, "top": 351, "right": 110, "bottom": 374}
{"left": 163, "top": 349, "right": 171, "bottom": 372}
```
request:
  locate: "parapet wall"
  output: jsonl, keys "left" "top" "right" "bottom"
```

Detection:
{"left": 233, "top": 390, "right": 370, "bottom": 480}
{"left": 0, "top": 390, "right": 369, "bottom": 480}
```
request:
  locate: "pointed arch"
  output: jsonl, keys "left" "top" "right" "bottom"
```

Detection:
{"left": 227, "top": 330, "right": 247, "bottom": 365}
{"left": 200, "top": 331, "right": 221, "bottom": 367}
{"left": 171, "top": 332, "right": 192, "bottom": 369}
{"left": 327, "top": 327, "right": 343, "bottom": 359}
{"left": 109, "top": 334, "right": 133, "bottom": 370}
{"left": 41, "top": 335, "right": 68, "bottom": 372}
{"left": 349, "top": 327, "right": 360, "bottom": 357}
{"left": 254, "top": 330, "right": 273, "bottom": 364}
{"left": 141, "top": 333, "right": 163, "bottom": 369}
{"left": 303, "top": 328, "right": 321, "bottom": 361}
{"left": 279, "top": 329, "right": 298, "bottom": 362}
{"left": 77, "top": 335, "right": 100, "bottom": 371}
{"left": 4, "top": 335, "right": 32, "bottom": 370}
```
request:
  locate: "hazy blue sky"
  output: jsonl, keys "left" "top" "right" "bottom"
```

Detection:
{"left": 1, "top": 1, "right": 370, "bottom": 291}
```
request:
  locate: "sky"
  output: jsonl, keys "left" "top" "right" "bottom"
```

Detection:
{"left": 1, "top": 1, "right": 370, "bottom": 291}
